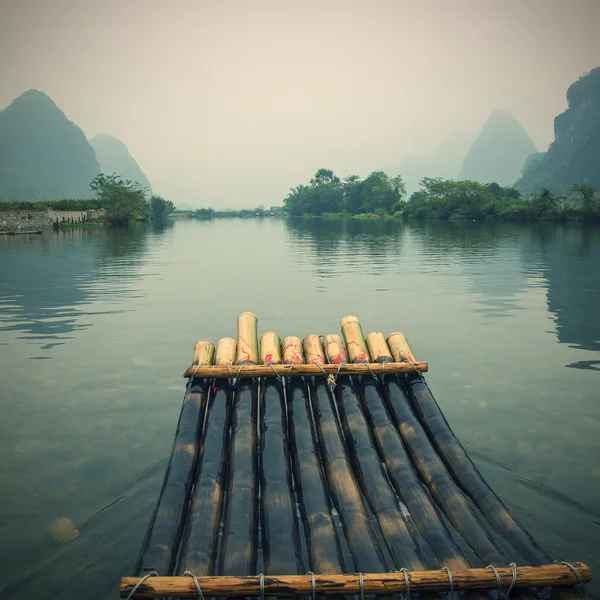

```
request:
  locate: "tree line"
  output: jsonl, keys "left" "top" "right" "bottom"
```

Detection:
{"left": 282, "top": 168, "right": 600, "bottom": 222}
{"left": 0, "top": 174, "right": 176, "bottom": 225}
{"left": 284, "top": 169, "right": 405, "bottom": 217}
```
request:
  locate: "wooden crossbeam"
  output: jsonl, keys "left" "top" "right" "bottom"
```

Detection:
{"left": 183, "top": 361, "right": 428, "bottom": 379}
{"left": 121, "top": 562, "right": 592, "bottom": 598}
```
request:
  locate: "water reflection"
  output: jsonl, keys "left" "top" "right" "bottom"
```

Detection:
{"left": 532, "top": 225, "right": 600, "bottom": 368}
{"left": 0, "top": 218, "right": 598, "bottom": 600}
{"left": 0, "top": 225, "right": 151, "bottom": 348}
{"left": 286, "top": 218, "right": 600, "bottom": 366}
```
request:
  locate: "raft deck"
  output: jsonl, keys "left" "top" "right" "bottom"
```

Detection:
{"left": 122, "top": 313, "right": 592, "bottom": 598}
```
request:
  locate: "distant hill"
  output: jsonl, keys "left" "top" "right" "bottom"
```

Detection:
{"left": 459, "top": 110, "right": 536, "bottom": 186}
{"left": 516, "top": 67, "right": 600, "bottom": 196}
{"left": 399, "top": 130, "right": 475, "bottom": 196}
{"left": 0, "top": 90, "right": 99, "bottom": 202}
{"left": 90, "top": 133, "right": 151, "bottom": 192}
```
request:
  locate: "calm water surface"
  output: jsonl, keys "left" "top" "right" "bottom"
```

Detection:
{"left": 0, "top": 218, "right": 599, "bottom": 599}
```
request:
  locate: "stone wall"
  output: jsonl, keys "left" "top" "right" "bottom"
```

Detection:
{"left": 0, "top": 208, "right": 106, "bottom": 231}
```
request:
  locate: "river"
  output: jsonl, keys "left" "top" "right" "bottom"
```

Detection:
{"left": 0, "top": 218, "right": 598, "bottom": 598}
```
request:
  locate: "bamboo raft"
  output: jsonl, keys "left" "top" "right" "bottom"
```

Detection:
{"left": 122, "top": 313, "right": 593, "bottom": 599}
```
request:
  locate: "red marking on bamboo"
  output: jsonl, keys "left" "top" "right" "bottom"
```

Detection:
{"left": 346, "top": 340, "right": 369, "bottom": 363}
{"left": 237, "top": 335, "right": 252, "bottom": 364}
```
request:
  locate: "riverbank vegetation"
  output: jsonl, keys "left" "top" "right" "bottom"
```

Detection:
{"left": 282, "top": 169, "right": 600, "bottom": 222}
{"left": 1, "top": 175, "right": 176, "bottom": 225}
{"left": 284, "top": 169, "right": 405, "bottom": 217}
{"left": 404, "top": 179, "right": 600, "bottom": 222}
{"left": 90, "top": 174, "right": 174, "bottom": 224}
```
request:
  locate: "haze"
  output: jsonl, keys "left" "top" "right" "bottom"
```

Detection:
{"left": 1, "top": 0, "right": 599, "bottom": 208}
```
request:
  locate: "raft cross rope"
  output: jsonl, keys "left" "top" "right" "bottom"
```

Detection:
{"left": 124, "top": 312, "right": 593, "bottom": 598}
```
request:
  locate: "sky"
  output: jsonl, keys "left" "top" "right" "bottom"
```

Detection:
{"left": 0, "top": 0, "right": 599, "bottom": 208}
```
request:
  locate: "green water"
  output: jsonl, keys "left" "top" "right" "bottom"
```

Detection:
{"left": 0, "top": 218, "right": 598, "bottom": 598}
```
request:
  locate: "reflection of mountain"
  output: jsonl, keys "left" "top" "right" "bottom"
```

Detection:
{"left": 0, "top": 226, "right": 150, "bottom": 346}
{"left": 538, "top": 226, "right": 600, "bottom": 368}
{"left": 286, "top": 219, "right": 600, "bottom": 371}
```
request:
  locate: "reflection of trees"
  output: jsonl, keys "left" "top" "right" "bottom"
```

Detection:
{"left": 404, "top": 220, "right": 519, "bottom": 260}
{"left": 0, "top": 224, "right": 150, "bottom": 343}
{"left": 284, "top": 217, "right": 406, "bottom": 276}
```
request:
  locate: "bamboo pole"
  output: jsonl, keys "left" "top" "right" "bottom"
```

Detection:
{"left": 286, "top": 377, "right": 345, "bottom": 574}
{"left": 309, "top": 376, "right": 388, "bottom": 572}
{"left": 365, "top": 332, "right": 393, "bottom": 363}
{"left": 219, "top": 377, "right": 259, "bottom": 575}
{"left": 387, "top": 332, "right": 417, "bottom": 363}
{"left": 340, "top": 315, "right": 369, "bottom": 363}
{"left": 362, "top": 340, "right": 470, "bottom": 569}
{"left": 192, "top": 340, "right": 216, "bottom": 366}
{"left": 405, "top": 375, "right": 549, "bottom": 565}
{"left": 383, "top": 377, "right": 509, "bottom": 565}
{"left": 260, "top": 377, "right": 304, "bottom": 574}
{"left": 215, "top": 338, "right": 237, "bottom": 365}
{"left": 357, "top": 377, "right": 468, "bottom": 570}
{"left": 120, "top": 562, "right": 593, "bottom": 597}
{"left": 333, "top": 376, "right": 425, "bottom": 570}
{"left": 282, "top": 336, "right": 304, "bottom": 364}
{"left": 135, "top": 343, "right": 214, "bottom": 575}
{"left": 183, "top": 362, "right": 428, "bottom": 379}
{"left": 284, "top": 339, "right": 345, "bottom": 574}
{"left": 260, "top": 332, "right": 282, "bottom": 365}
{"left": 178, "top": 380, "right": 233, "bottom": 574}
{"left": 236, "top": 312, "right": 259, "bottom": 365}
{"left": 322, "top": 334, "right": 347, "bottom": 364}
{"left": 302, "top": 334, "right": 325, "bottom": 364}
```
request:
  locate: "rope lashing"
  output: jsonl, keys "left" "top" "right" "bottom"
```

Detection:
{"left": 226, "top": 363, "right": 235, "bottom": 386}
{"left": 506, "top": 562, "right": 518, "bottom": 599}
{"left": 125, "top": 570, "right": 158, "bottom": 600}
{"left": 364, "top": 362, "right": 378, "bottom": 381}
{"left": 266, "top": 362, "right": 285, "bottom": 385}
{"left": 486, "top": 564, "right": 503, "bottom": 600}
{"left": 189, "top": 363, "right": 201, "bottom": 382}
{"left": 315, "top": 363, "right": 337, "bottom": 391}
{"left": 183, "top": 570, "right": 206, "bottom": 600}
{"left": 441, "top": 566, "right": 455, "bottom": 600}
{"left": 307, "top": 570, "right": 316, "bottom": 600}
{"left": 553, "top": 561, "right": 589, "bottom": 598}
{"left": 227, "top": 364, "right": 246, "bottom": 389}
{"left": 397, "top": 568, "right": 411, "bottom": 600}
{"left": 259, "top": 572, "right": 265, "bottom": 600}
{"left": 358, "top": 572, "right": 365, "bottom": 600}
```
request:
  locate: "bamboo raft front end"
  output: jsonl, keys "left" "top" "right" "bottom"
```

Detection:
{"left": 123, "top": 313, "right": 593, "bottom": 599}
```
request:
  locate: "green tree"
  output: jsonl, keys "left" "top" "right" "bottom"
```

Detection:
{"left": 89, "top": 173, "right": 149, "bottom": 224}
{"left": 150, "top": 195, "right": 175, "bottom": 220}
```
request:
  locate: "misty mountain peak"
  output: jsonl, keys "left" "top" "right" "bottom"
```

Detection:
{"left": 0, "top": 89, "right": 99, "bottom": 202}
{"left": 459, "top": 110, "right": 537, "bottom": 186}
{"left": 90, "top": 133, "right": 151, "bottom": 191}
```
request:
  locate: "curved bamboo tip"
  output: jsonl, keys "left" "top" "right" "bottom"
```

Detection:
{"left": 192, "top": 340, "right": 215, "bottom": 366}
{"left": 260, "top": 332, "right": 282, "bottom": 364}
{"left": 215, "top": 337, "right": 236, "bottom": 366}
{"left": 302, "top": 334, "right": 325, "bottom": 364}
{"left": 366, "top": 332, "right": 393, "bottom": 363}
{"left": 236, "top": 312, "right": 259, "bottom": 365}
{"left": 387, "top": 332, "right": 417, "bottom": 363}
{"left": 323, "top": 333, "right": 348, "bottom": 364}
{"left": 282, "top": 336, "right": 304, "bottom": 364}
{"left": 238, "top": 311, "right": 257, "bottom": 319}
{"left": 340, "top": 315, "right": 359, "bottom": 328}
{"left": 340, "top": 315, "right": 369, "bottom": 363}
